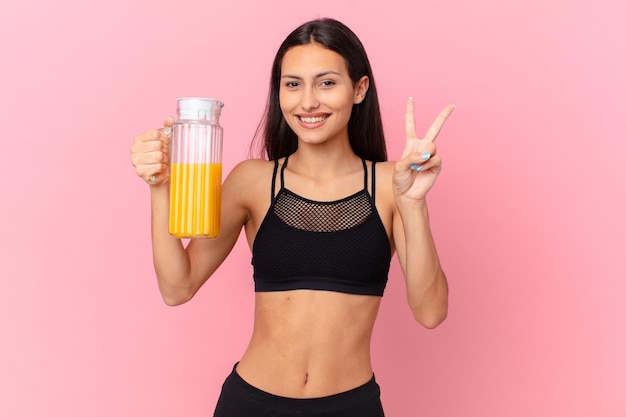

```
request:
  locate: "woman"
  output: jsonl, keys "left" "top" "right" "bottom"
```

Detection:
{"left": 131, "top": 18, "right": 453, "bottom": 417}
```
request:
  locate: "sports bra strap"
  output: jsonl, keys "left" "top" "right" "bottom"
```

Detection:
{"left": 361, "top": 158, "right": 368, "bottom": 191}
{"left": 371, "top": 161, "right": 376, "bottom": 202}
{"left": 280, "top": 155, "right": 290, "bottom": 191}
{"left": 274, "top": 155, "right": 376, "bottom": 201}
{"left": 271, "top": 158, "right": 279, "bottom": 200}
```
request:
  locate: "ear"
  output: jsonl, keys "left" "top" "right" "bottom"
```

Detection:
{"left": 353, "top": 76, "right": 370, "bottom": 104}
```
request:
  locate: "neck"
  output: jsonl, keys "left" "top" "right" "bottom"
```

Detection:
{"left": 289, "top": 142, "right": 361, "bottom": 180}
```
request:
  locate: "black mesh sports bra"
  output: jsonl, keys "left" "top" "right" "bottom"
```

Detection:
{"left": 252, "top": 155, "right": 391, "bottom": 296}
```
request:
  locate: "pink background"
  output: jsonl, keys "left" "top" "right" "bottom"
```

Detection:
{"left": 1, "top": 0, "right": 625, "bottom": 416}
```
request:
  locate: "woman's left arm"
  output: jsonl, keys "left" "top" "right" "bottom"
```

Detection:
{"left": 391, "top": 97, "right": 455, "bottom": 329}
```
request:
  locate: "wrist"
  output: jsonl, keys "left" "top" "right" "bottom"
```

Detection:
{"left": 150, "top": 182, "right": 170, "bottom": 203}
{"left": 396, "top": 198, "right": 430, "bottom": 226}
{"left": 395, "top": 196, "right": 428, "bottom": 213}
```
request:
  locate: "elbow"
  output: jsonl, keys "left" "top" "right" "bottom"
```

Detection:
{"left": 411, "top": 302, "right": 448, "bottom": 329}
{"left": 409, "top": 272, "right": 449, "bottom": 329}
{"left": 414, "top": 309, "right": 447, "bottom": 329}
{"left": 159, "top": 284, "right": 195, "bottom": 306}
{"left": 161, "top": 294, "right": 192, "bottom": 306}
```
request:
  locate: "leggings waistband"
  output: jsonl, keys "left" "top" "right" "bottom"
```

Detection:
{"left": 225, "top": 363, "right": 381, "bottom": 413}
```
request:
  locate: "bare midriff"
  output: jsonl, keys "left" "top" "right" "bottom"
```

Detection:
{"left": 235, "top": 289, "right": 381, "bottom": 398}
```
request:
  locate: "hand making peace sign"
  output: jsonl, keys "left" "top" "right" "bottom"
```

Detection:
{"left": 393, "top": 98, "right": 455, "bottom": 202}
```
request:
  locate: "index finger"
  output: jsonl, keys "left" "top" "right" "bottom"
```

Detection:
{"left": 405, "top": 97, "right": 417, "bottom": 140}
{"left": 163, "top": 116, "right": 175, "bottom": 128}
{"left": 424, "top": 104, "right": 455, "bottom": 143}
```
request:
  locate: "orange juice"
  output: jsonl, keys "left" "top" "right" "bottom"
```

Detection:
{"left": 169, "top": 162, "right": 222, "bottom": 238}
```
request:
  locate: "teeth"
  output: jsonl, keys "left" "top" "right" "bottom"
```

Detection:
{"left": 299, "top": 115, "right": 326, "bottom": 123}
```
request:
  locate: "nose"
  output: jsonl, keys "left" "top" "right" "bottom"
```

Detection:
{"left": 301, "top": 86, "right": 320, "bottom": 111}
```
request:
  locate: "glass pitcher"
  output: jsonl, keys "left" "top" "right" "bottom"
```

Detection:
{"left": 168, "top": 97, "right": 224, "bottom": 238}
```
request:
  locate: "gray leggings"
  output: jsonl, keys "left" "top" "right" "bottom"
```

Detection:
{"left": 213, "top": 364, "right": 385, "bottom": 417}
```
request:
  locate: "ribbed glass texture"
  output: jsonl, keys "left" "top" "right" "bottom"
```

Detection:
{"left": 169, "top": 121, "right": 223, "bottom": 238}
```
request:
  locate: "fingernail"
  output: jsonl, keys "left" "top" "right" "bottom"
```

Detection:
{"left": 416, "top": 165, "right": 423, "bottom": 172}
{"left": 410, "top": 164, "right": 418, "bottom": 170}
{"left": 421, "top": 152, "right": 431, "bottom": 160}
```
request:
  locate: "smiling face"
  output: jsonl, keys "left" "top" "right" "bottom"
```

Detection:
{"left": 279, "top": 43, "right": 369, "bottom": 148}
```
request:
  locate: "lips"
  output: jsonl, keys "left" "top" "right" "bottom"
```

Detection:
{"left": 296, "top": 114, "right": 330, "bottom": 128}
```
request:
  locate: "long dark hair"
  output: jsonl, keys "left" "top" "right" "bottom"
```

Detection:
{"left": 252, "top": 18, "right": 387, "bottom": 162}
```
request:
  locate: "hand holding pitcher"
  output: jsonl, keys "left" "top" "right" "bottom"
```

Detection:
{"left": 131, "top": 98, "right": 224, "bottom": 239}
{"left": 130, "top": 117, "right": 174, "bottom": 186}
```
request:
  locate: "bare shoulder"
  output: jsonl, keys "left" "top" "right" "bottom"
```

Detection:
{"left": 226, "top": 159, "right": 274, "bottom": 183}
{"left": 373, "top": 161, "right": 396, "bottom": 195}
{"left": 374, "top": 160, "right": 396, "bottom": 179}
{"left": 222, "top": 158, "right": 277, "bottom": 236}
{"left": 223, "top": 158, "right": 275, "bottom": 210}
{"left": 371, "top": 161, "right": 397, "bottom": 220}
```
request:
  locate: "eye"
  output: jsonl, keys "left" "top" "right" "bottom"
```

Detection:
{"left": 320, "top": 80, "right": 336, "bottom": 87}
{"left": 284, "top": 81, "right": 300, "bottom": 88}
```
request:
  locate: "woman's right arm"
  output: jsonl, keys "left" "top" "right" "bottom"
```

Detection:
{"left": 131, "top": 118, "right": 249, "bottom": 306}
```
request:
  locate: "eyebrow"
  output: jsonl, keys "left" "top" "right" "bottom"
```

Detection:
{"left": 281, "top": 70, "right": 343, "bottom": 79}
